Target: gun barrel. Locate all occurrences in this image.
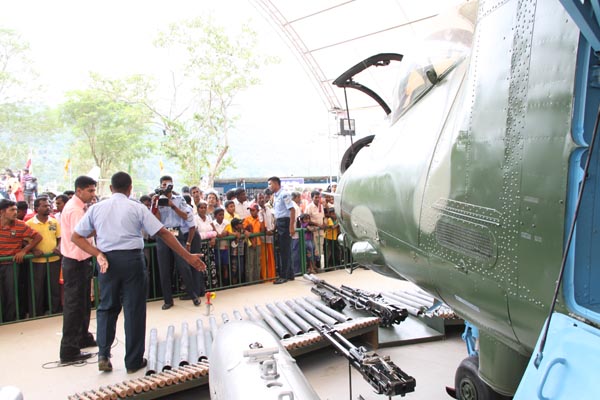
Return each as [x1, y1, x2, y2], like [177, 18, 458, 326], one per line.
[179, 322, 189, 367]
[255, 305, 293, 339]
[163, 325, 175, 371]
[195, 319, 208, 362]
[285, 300, 328, 330]
[147, 328, 158, 375]
[266, 303, 304, 336]
[382, 292, 423, 316]
[304, 297, 351, 323]
[276, 302, 315, 333]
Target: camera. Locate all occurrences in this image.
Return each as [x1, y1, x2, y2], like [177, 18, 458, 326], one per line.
[154, 184, 173, 207]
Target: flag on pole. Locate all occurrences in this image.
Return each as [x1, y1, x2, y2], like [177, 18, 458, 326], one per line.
[64, 158, 70, 173]
[159, 159, 164, 172]
[25, 150, 32, 173]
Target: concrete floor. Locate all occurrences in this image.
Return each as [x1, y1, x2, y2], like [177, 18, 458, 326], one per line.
[0, 268, 466, 399]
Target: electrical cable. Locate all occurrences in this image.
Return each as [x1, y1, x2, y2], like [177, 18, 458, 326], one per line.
[40, 338, 120, 369]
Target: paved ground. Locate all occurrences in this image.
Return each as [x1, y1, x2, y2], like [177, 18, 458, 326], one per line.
[0, 268, 466, 399]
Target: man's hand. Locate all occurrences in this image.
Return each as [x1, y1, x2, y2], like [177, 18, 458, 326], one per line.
[186, 253, 207, 272]
[14, 250, 28, 263]
[97, 253, 109, 274]
[32, 249, 43, 257]
[289, 226, 295, 236]
[52, 246, 61, 255]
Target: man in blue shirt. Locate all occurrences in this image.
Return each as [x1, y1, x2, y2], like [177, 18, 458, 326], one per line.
[268, 176, 296, 284]
[72, 172, 205, 374]
[152, 175, 203, 310]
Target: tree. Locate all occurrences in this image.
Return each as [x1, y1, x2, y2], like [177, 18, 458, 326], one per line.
[152, 16, 274, 187]
[0, 28, 38, 104]
[60, 77, 157, 194]
[0, 28, 61, 178]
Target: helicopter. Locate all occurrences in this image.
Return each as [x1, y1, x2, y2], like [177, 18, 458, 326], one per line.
[334, 0, 600, 399]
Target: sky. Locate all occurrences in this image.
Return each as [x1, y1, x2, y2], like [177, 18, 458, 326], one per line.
[0, 0, 453, 185]
[0, 0, 351, 182]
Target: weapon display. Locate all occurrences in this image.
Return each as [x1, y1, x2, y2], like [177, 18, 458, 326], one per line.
[304, 310, 416, 397]
[304, 274, 408, 327]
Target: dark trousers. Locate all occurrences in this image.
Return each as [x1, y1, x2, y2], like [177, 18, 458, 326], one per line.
[30, 260, 61, 317]
[189, 231, 206, 296]
[276, 218, 293, 279]
[0, 262, 17, 322]
[292, 238, 301, 275]
[97, 249, 147, 369]
[325, 239, 341, 268]
[143, 240, 161, 299]
[156, 232, 199, 305]
[17, 262, 29, 318]
[60, 257, 93, 359]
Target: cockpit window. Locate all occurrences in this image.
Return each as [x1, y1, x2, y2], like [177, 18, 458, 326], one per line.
[389, 28, 473, 125]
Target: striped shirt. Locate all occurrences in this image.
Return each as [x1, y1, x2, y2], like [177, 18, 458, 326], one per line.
[0, 219, 38, 257]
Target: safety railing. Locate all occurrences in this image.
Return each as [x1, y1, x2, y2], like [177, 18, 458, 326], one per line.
[0, 227, 355, 325]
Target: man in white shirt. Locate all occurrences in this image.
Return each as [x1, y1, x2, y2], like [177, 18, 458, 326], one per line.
[233, 188, 249, 219]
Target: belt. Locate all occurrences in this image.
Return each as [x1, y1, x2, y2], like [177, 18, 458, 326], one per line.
[104, 249, 143, 253]
[165, 226, 181, 229]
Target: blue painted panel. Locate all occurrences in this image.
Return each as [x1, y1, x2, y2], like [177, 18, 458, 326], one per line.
[514, 313, 600, 400]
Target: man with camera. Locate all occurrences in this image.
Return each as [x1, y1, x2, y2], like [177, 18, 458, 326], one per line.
[152, 176, 203, 310]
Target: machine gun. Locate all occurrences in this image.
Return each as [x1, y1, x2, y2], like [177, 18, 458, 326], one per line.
[310, 286, 346, 311]
[324, 326, 416, 397]
[288, 299, 416, 397]
[304, 274, 408, 327]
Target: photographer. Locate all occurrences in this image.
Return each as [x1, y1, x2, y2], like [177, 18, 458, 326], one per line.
[152, 176, 203, 310]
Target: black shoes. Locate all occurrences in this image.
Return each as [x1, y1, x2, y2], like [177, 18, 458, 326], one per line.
[127, 358, 148, 374]
[98, 356, 113, 372]
[192, 298, 201, 306]
[80, 336, 97, 348]
[273, 278, 288, 285]
[162, 303, 173, 310]
[60, 352, 93, 364]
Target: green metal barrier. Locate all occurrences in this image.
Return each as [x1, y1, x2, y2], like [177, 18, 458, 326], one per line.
[0, 228, 354, 326]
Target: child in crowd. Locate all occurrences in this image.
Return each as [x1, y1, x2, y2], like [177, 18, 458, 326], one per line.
[213, 207, 231, 286]
[324, 208, 341, 268]
[298, 213, 318, 274]
[243, 203, 264, 283]
[223, 200, 239, 223]
[226, 218, 248, 285]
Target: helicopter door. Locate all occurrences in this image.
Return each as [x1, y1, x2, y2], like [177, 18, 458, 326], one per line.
[513, 312, 600, 400]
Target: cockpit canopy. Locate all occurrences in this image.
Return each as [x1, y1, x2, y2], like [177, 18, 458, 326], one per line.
[389, 28, 473, 125]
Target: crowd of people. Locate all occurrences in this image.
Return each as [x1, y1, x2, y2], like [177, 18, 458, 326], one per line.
[0, 170, 342, 372]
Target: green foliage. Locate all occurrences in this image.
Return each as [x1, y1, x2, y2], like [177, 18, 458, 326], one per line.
[0, 29, 62, 185]
[0, 28, 39, 103]
[60, 77, 158, 194]
[153, 16, 273, 186]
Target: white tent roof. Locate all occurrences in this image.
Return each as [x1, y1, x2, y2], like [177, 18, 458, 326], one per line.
[250, 0, 458, 124]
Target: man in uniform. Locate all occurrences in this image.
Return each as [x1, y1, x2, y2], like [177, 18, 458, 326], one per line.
[72, 172, 206, 373]
[267, 177, 295, 284]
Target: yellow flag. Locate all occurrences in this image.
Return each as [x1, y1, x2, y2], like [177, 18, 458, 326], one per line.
[159, 159, 164, 172]
[64, 158, 70, 173]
